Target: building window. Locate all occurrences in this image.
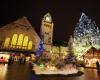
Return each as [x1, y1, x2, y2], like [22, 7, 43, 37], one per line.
[11, 34, 18, 48]
[28, 41, 33, 50]
[3, 34, 33, 50]
[17, 34, 23, 48]
[22, 36, 28, 49]
[4, 37, 10, 48]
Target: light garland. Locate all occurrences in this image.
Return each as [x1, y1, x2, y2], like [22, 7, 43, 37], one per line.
[72, 13, 100, 60]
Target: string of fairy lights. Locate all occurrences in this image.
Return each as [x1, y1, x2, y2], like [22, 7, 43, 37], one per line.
[72, 13, 100, 60]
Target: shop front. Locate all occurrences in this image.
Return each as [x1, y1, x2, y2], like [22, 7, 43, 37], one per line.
[84, 47, 100, 68]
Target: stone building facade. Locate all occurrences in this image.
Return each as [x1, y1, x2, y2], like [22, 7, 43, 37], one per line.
[0, 17, 40, 52]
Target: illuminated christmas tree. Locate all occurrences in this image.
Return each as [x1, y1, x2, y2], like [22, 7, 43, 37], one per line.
[65, 36, 76, 64]
[36, 35, 44, 57]
[72, 13, 100, 60]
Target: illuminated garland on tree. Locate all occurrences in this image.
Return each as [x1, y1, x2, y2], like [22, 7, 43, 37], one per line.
[36, 35, 44, 57]
[64, 36, 76, 64]
[72, 12, 100, 60]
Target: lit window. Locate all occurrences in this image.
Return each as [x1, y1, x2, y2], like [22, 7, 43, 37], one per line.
[4, 37, 10, 48]
[17, 34, 23, 47]
[28, 41, 33, 50]
[11, 34, 18, 47]
[22, 36, 28, 49]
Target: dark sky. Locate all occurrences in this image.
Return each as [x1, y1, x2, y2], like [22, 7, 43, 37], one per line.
[0, 0, 99, 42]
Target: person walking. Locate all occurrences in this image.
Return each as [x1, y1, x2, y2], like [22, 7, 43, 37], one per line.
[23, 57, 26, 64]
[19, 57, 23, 64]
[96, 61, 99, 70]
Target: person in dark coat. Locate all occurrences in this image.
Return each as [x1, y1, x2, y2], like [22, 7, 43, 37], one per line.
[19, 57, 23, 64]
[23, 57, 26, 64]
[96, 61, 100, 70]
[8, 57, 11, 65]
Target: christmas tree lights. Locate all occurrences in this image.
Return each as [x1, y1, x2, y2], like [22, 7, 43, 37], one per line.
[36, 35, 44, 57]
[72, 13, 100, 60]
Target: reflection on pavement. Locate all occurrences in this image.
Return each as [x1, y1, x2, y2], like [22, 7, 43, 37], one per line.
[0, 64, 8, 80]
[0, 62, 34, 80]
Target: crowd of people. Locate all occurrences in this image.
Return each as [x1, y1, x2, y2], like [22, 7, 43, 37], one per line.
[8, 56, 26, 65]
[0, 56, 27, 65]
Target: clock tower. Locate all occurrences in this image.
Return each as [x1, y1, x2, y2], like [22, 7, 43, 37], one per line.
[41, 13, 54, 51]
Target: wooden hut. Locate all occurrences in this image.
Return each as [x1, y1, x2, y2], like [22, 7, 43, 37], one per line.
[83, 47, 100, 68]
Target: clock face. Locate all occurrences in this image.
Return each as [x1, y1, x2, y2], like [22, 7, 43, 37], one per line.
[44, 13, 52, 23]
[45, 16, 52, 22]
[46, 17, 50, 22]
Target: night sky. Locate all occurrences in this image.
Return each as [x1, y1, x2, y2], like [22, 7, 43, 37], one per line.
[0, 0, 99, 42]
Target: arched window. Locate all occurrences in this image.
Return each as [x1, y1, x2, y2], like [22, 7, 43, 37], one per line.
[28, 41, 33, 50]
[4, 37, 10, 48]
[22, 36, 28, 49]
[11, 34, 18, 48]
[17, 34, 23, 48]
